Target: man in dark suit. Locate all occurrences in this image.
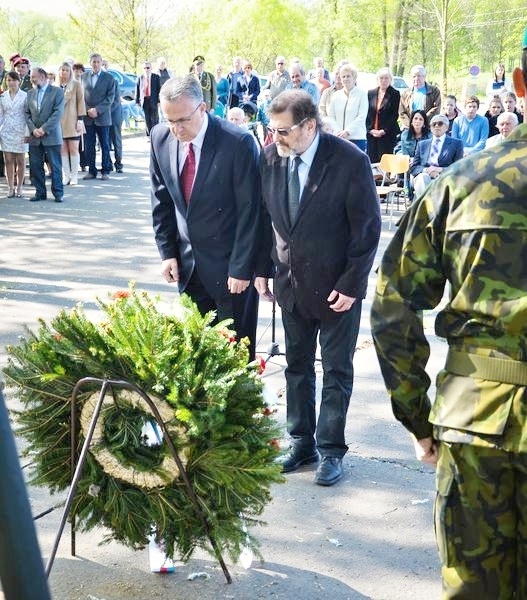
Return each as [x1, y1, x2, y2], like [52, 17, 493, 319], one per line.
[82, 52, 115, 180]
[410, 113, 464, 198]
[25, 67, 65, 202]
[136, 61, 161, 136]
[150, 75, 261, 359]
[255, 89, 381, 486]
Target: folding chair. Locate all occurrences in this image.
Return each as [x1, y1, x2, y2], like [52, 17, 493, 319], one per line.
[374, 153, 411, 229]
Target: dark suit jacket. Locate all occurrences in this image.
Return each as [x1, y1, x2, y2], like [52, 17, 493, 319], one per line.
[236, 75, 260, 104]
[410, 135, 464, 176]
[256, 133, 381, 319]
[82, 70, 115, 127]
[150, 114, 260, 300]
[366, 85, 400, 138]
[25, 84, 64, 146]
[135, 73, 161, 106]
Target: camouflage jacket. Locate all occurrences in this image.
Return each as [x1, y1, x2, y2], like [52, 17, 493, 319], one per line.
[371, 125, 527, 449]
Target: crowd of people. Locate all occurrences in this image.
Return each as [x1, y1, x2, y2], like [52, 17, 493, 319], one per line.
[203, 54, 525, 203]
[0, 52, 174, 201]
[1, 41, 526, 599]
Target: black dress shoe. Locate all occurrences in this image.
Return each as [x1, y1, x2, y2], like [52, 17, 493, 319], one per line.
[54, 197, 63, 203]
[278, 447, 319, 473]
[83, 173, 96, 180]
[314, 456, 343, 486]
[30, 195, 47, 202]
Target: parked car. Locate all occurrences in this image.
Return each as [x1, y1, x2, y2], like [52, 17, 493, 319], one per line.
[83, 67, 138, 100]
[356, 71, 409, 92]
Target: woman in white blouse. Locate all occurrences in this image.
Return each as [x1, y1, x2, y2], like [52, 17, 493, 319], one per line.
[0, 71, 28, 197]
[328, 63, 368, 151]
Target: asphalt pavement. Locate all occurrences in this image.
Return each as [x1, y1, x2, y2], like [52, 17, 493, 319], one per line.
[0, 133, 446, 599]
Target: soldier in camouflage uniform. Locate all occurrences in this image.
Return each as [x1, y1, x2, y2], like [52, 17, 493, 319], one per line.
[370, 36, 527, 598]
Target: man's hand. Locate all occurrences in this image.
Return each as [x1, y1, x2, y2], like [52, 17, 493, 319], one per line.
[413, 436, 438, 466]
[254, 277, 274, 302]
[161, 258, 179, 283]
[327, 290, 356, 312]
[227, 277, 249, 294]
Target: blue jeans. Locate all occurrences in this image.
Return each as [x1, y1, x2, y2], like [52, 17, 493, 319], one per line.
[350, 139, 367, 152]
[29, 143, 63, 199]
[84, 124, 112, 176]
[281, 301, 362, 456]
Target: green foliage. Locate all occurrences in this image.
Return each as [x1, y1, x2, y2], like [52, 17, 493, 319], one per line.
[3, 284, 283, 563]
[3, 0, 526, 92]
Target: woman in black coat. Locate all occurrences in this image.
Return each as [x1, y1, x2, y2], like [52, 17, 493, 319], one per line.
[366, 67, 401, 163]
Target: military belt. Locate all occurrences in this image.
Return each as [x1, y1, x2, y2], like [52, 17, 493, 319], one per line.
[445, 349, 527, 386]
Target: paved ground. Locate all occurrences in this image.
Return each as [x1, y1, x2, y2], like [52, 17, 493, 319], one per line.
[0, 134, 445, 599]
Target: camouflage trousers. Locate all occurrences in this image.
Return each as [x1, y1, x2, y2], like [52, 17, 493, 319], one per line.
[435, 442, 527, 599]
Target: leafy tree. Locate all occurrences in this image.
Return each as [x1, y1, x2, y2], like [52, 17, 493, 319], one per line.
[69, 0, 172, 72]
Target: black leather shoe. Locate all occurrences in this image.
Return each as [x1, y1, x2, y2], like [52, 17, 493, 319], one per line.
[83, 173, 96, 180]
[278, 447, 319, 473]
[30, 195, 47, 202]
[54, 197, 63, 203]
[314, 456, 343, 486]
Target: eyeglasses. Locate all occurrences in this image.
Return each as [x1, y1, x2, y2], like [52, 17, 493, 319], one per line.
[267, 117, 308, 137]
[276, 62, 284, 65]
[244, 66, 252, 70]
[144, 66, 151, 69]
[431, 122, 446, 127]
[165, 103, 202, 127]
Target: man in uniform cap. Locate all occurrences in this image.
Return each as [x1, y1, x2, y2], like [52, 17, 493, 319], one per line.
[372, 27, 527, 599]
[15, 57, 31, 91]
[191, 56, 216, 112]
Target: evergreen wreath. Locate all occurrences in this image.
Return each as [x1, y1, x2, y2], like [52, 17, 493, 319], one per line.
[3, 284, 283, 564]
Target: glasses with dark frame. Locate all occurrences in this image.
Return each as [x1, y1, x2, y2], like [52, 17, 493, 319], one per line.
[431, 122, 447, 127]
[267, 117, 308, 137]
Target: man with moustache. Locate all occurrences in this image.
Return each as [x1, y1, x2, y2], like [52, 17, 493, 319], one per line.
[255, 89, 381, 486]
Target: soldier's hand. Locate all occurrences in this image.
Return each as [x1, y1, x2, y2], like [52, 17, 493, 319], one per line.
[413, 436, 438, 466]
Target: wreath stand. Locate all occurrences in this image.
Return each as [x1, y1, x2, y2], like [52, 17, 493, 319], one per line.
[45, 376, 232, 584]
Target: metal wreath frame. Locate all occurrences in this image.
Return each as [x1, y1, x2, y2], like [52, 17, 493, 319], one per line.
[45, 377, 232, 584]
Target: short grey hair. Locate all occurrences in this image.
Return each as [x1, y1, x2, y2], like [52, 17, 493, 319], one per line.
[497, 111, 518, 126]
[411, 65, 426, 77]
[430, 114, 449, 127]
[160, 75, 204, 104]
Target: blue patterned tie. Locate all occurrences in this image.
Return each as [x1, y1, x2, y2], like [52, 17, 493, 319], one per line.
[429, 138, 440, 166]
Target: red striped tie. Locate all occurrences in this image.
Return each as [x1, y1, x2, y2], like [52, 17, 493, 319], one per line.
[181, 142, 195, 204]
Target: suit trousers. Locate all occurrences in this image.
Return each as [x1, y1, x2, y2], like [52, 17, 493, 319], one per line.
[413, 172, 432, 198]
[29, 143, 63, 199]
[85, 124, 112, 176]
[281, 300, 362, 457]
[142, 97, 159, 136]
[183, 269, 259, 360]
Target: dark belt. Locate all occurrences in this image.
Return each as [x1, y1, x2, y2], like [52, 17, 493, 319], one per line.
[445, 349, 527, 386]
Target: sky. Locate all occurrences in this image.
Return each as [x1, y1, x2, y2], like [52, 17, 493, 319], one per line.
[1, 0, 79, 16]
